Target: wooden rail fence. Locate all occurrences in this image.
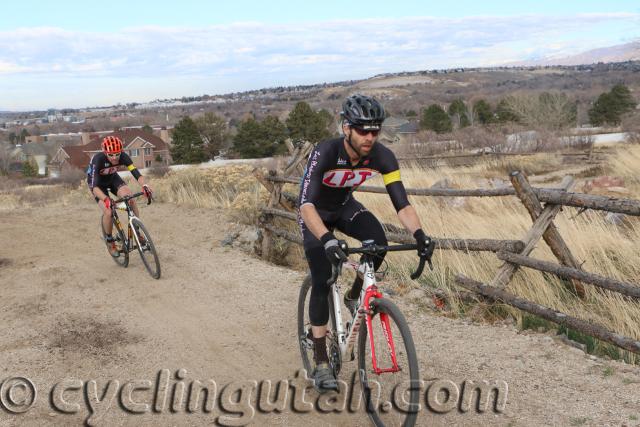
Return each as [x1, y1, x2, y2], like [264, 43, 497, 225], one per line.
[254, 140, 640, 356]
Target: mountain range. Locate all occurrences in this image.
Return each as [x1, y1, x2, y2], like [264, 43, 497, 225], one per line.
[509, 40, 640, 67]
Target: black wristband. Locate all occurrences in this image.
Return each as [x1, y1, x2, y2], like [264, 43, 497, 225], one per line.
[320, 232, 336, 245]
[413, 229, 426, 240]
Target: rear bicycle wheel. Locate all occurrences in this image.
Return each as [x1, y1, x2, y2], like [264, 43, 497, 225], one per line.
[131, 217, 161, 279]
[357, 298, 420, 427]
[297, 275, 340, 378]
[101, 214, 128, 267]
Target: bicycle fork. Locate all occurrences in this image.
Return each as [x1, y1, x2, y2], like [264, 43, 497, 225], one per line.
[336, 263, 402, 375]
[366, 300, 400, 374]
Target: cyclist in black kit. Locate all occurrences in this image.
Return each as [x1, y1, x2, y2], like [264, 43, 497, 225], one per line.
[298, 94, 434, 392]
[87, 136, 153, 256]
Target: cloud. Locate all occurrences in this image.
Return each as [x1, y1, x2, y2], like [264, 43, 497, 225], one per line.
[1, 13, 639, 108]
[2, 14, 639, 78]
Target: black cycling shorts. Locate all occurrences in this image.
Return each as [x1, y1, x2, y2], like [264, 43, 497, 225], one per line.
[92, 174, 127, 203]
[300, 198, 388, 326]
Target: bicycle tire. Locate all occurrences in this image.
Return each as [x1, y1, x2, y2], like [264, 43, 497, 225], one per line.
[357, 298, 420, 427]
[101, 215, 129, 267]
[297, 275, 340, 378]
[131, 218, 161, 279]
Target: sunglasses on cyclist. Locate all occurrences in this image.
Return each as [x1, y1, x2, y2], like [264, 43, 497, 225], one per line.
[106, 153, 121, 158]
[351, 126, 380, 137]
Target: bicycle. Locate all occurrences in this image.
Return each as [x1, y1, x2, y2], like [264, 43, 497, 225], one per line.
[100, 191, 161, 279]
[298, 239, 432, 427]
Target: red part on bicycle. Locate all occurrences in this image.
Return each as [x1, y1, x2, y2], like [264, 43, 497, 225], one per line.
[364, 288, 402, 375]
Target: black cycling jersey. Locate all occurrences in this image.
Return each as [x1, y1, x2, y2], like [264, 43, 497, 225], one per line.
[298, 137, 410, 213]
[86, 152, 141, 190]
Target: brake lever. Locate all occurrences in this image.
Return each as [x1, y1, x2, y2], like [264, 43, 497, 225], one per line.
[410, 256, 426, 280]
[327, 261, 343, 286]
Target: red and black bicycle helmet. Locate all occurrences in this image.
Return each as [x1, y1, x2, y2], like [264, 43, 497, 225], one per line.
[102, 136, 123, 154]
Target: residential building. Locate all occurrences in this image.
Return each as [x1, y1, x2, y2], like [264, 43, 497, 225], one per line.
[48, 129, 172, 177]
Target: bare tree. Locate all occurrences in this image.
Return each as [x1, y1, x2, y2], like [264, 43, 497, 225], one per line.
[502, 92, 577, 130]
[0, 143, 13, 174]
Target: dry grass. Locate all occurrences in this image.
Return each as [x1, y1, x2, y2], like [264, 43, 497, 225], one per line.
[349, 146, 640, 363]
[0, 175, 88, 210]
[150, 165, 269, 224]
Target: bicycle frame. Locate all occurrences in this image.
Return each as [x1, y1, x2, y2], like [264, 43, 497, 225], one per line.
[111, 192, 145, 251]
[331, 256, 401, 375]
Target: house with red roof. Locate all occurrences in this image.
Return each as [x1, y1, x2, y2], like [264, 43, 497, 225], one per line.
[48, 130, 172, 177]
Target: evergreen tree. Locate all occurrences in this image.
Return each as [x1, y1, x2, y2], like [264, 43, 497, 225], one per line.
[473, 99, 494, 124]
[611, 84, 636, 111]
[261, 116, 288, 155]
[170, 116, 207, 164]
[589, 84, 636, 126]
[22, 159, 38, 177]
[317, 109, 336, 138]
[495, 98, 519, 123]
[233, 116, 288, 158]
[233, 118, 263, 158]
[285, 102, 332, 143]
[421, 104, 453, 133]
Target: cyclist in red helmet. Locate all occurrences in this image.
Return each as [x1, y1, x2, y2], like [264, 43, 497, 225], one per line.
[87, 135, 153, 256]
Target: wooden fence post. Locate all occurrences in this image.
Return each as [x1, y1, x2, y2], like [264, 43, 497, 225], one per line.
[490, 175, 574, 289]
[510, 171, 586, 298]
[282, 140, 313, 177]
[253, 141, 311, 261]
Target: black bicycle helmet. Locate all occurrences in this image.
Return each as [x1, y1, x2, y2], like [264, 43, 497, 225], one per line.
[341, 94, 386, 130]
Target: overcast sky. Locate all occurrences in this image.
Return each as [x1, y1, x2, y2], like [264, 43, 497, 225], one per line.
[1, 0, 639, 111]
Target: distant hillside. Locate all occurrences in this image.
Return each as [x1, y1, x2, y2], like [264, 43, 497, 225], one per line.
[509, 41, 640, 67]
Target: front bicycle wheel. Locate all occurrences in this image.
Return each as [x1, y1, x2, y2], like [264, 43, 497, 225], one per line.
[101, 215, 129, 267]
[358, 298, 420, 427]
[131, 218, 161, 279]
[297, 275, 340, 378]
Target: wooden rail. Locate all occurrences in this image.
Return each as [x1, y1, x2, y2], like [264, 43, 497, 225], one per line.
[496, 251, 640, 299]
[267, 174, 640, 215]
[261, 207, 525, 253]
[267, 175, 516, 197]
[455, 275, 640, 355]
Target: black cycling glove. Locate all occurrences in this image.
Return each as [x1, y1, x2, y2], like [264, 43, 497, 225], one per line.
[413, 229, 435, 259]
[320, 232, 348, 266]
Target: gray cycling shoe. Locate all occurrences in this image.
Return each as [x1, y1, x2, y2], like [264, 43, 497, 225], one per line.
[312, 362, 338, 393]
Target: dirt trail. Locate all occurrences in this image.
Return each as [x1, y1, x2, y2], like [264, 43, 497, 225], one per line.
[0, 202, 639, 426]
